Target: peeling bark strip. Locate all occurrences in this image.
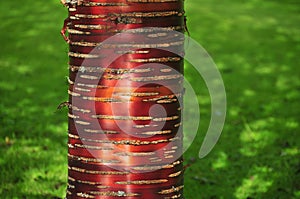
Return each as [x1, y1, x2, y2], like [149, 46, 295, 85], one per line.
[62, 0, 185, 198]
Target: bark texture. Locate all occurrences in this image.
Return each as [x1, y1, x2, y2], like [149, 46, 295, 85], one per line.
[62, 0, 185, 198]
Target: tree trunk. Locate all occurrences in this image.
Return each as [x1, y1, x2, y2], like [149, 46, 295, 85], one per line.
[61, 0, 185, 198]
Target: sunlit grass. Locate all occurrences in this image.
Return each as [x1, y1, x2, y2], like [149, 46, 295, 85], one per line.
[235, 166, 274, 198]
[184, 0, 300, 198]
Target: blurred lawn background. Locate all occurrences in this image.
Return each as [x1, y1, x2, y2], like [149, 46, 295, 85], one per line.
[0, 0, 299, 198]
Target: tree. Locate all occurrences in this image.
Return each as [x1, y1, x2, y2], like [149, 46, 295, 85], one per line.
[61, 0, 185, 198]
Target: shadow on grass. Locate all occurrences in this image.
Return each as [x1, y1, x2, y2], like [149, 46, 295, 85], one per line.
[0, 0, 68, 198]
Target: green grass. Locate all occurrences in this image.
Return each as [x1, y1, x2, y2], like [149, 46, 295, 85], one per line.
[0, 0, 299, 198]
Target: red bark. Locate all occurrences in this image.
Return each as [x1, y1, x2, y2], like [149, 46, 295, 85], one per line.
[62, 0, 185, 198]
